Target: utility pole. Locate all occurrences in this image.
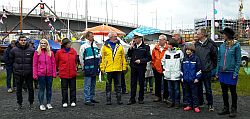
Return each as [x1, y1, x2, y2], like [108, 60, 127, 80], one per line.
[106, 0, 108, 25]
[85, 0, 88, 29]
[155, 8, 157, 28]
[54, 0, 55, 12]
[20, 0, 23, 33]
[136, 0, 138, 27]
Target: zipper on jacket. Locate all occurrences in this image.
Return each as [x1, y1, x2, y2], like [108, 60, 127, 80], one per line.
[45, 50, 47, 76]
[223, 48, 228, 71]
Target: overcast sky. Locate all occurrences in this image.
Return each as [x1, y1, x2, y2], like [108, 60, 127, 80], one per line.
[1, 0, 250, 30]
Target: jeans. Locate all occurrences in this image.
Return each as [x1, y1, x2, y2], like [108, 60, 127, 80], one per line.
[181, 82, 188, 105]
[168, 80, 180, 104]
[198, 71, 213, 105]
[38, 76, 53, 105]
[106, 72, 122, 102]
[61, 77, 76, 104]
[220, 82, 237, 109]
[15, 74, 34, 105]
[184, 81, 199, 108]
[6, 65, 16, 89]
[84, 76, 96, 102]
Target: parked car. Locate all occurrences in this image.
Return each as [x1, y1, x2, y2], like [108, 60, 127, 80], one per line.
[214, 41, 249, 67]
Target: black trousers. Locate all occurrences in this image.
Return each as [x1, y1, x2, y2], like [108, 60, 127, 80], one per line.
[61, 77, 76, 104]
[15, 74, 34, 105]
[153, 69, 168, 99]
[130, 67, 145, 101]
[106, 72, 122, 101]
[220, 82, 237, 109]
[121, 72, 127, 93]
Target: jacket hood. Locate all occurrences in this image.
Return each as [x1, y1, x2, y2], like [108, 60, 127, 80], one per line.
[104, 39, 121, 47]
[16, 42, 29, 49]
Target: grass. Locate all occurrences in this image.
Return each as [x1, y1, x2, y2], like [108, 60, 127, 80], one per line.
[0, 65, 250, 96]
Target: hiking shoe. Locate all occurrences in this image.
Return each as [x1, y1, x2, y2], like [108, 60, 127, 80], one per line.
[184, 106, 192, 111]
[40, 105, 46, 111]
[15, 104, 23, 111]
[91, 100, 99, 103]
[167, 102, 174, 108]
[62, 103, 68, 108]
[194, 107, 201, 113]
[85, 102, 94, 106]
[7, 88, 13, 93]
[218, 107, 230, 115]
[106, 101, 112, 105]
[209, 105, 214, 111]
[127, 100, 136, 105]
[46, 104, 53, 109]
[153, 97, 161, 102]
[229, 108, 237, 118]
[138, 100, 144, 104]
[71, 102, 76, 107]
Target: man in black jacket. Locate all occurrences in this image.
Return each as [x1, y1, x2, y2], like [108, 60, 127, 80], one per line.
[9, 35, 35, 110]
[127, 33, 151, 105]
[195, 28, 218, 111]
[3, 40, 16, 93]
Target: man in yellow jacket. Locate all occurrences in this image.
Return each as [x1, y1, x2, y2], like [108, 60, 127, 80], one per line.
[100, 32, 127, 105]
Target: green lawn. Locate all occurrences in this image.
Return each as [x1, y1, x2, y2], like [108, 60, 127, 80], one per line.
[0, 66, 249, 96]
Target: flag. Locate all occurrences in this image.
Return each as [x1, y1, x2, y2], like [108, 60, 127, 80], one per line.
[245, 25, 249, 33]
[2, 12, 7, 18]
[0, 18, 3, 24]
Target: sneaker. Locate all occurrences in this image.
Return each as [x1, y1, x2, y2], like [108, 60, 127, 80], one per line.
[184, 106, 192, 111]
[7, 88, 13, 93]
[229, 108, 237, 118]
[46, 104, 53, 109]
[91, 100, 99, 103]
[62, 103, 68, 108]
[40, 105, 46, 111]
[194, 107, 201, 113]
[71, 102, 76, 107]
[209, 105, 214, 111]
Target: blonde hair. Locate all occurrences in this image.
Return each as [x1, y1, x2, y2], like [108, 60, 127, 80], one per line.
[37, 39, 52, 57]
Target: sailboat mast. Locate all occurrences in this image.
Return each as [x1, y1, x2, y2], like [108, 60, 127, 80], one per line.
[211, 0, 215, 40]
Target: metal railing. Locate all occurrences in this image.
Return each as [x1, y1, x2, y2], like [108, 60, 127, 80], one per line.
[1, 5, 138, 28]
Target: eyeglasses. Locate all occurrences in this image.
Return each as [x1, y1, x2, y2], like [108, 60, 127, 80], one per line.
[40, 43, 47, 45]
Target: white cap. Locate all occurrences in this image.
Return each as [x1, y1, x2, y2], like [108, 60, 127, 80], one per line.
[133, 32, 143, 37]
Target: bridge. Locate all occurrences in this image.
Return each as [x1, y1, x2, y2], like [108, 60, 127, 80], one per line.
[0, 5, 138, 34]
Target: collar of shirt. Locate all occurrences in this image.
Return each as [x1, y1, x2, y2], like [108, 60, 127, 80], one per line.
[136, 42, 142, 48]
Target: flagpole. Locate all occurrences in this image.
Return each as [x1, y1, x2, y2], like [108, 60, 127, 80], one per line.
[20, 0, 23, 34]
[211, 0, 215, 41]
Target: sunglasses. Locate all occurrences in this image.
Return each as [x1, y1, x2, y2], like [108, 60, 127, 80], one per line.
[40, 43, 47, 45]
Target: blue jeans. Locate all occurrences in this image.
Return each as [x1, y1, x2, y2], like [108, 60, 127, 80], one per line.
[198, 71, 213, 105]
[6, 65, 15, 89]
[168, 80, 180, 104]
[84, 76, 96, 102]
[184, 81, 199, 108]
[38, 76, 53, 105]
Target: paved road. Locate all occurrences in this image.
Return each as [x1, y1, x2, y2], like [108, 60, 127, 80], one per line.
[0, 88, 250, 119]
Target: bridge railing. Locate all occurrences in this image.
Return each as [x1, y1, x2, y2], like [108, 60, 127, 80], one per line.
[2, 5, 137, 28]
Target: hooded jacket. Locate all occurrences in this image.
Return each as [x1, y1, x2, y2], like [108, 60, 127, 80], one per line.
[3, 44, 14, 66]
[162, 47, 184, 80]
[216, 40, 241, 77]
[182, 53, 202, 82]
[55, 48, 77, 79]
[33, 50, 57, 79]
[151, 43, 169, 73]
[9, 42, 34, 76]
[100, 39, 127, 72]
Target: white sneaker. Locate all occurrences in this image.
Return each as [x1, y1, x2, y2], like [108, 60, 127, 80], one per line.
[71, 102, 76, 107]
[7, 88, 13, 93]
[62, 103, 68, 108]
[39, 105, 46, 111]
[46, 104, 53, 109]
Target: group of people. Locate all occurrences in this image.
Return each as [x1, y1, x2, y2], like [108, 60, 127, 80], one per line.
[3, 27, 241, 118]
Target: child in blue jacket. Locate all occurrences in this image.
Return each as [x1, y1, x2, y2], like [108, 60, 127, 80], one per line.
[182, 43, 202, 113]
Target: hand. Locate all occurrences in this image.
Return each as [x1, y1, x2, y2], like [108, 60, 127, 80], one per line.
[181, 78, 183, 82]
[233, 76, 237, 80]
[135, 59, 140, 64]
[194, 79, 199, 83]
[130, 40, 135, 48]
[215, 75, 218, 79]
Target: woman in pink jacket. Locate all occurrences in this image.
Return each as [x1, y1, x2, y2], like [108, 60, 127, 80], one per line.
[33, 39, 56, 111]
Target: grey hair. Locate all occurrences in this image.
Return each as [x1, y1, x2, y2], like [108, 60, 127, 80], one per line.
[108, 32, 117, 38]
[159, 35, 167, 40]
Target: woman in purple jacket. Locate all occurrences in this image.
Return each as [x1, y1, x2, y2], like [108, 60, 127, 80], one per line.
[33, 39, 56, 111]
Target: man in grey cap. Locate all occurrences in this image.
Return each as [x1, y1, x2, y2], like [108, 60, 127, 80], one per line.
[127, 32, 151, 105]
